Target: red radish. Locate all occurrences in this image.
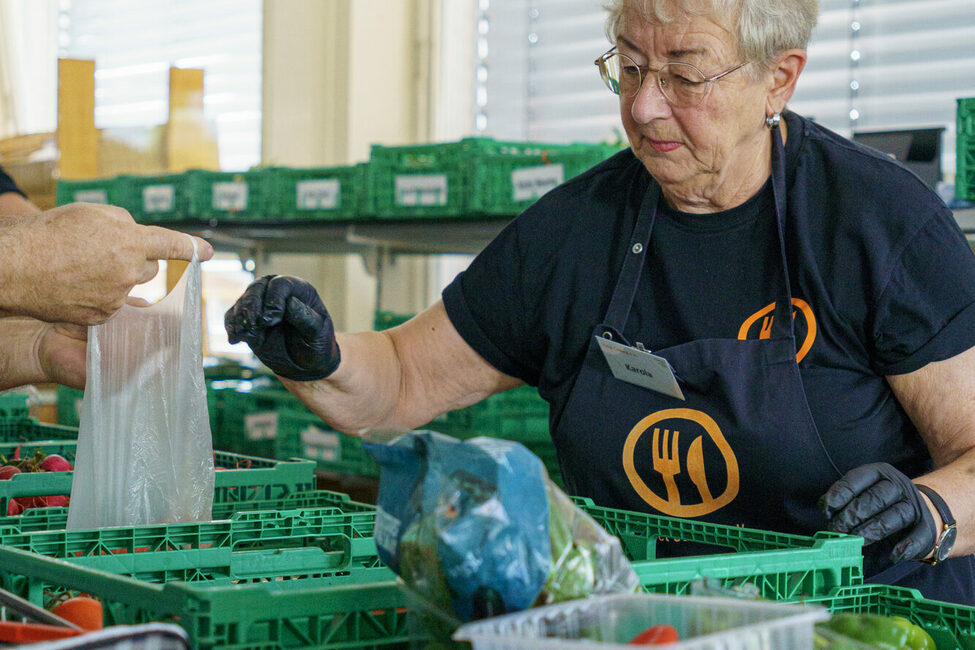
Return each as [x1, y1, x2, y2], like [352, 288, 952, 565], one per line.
[13, 443, 21, 460]
[39, 454, 73, 472]
[0, 465, 20, 480]
[6, 498, 23, 516]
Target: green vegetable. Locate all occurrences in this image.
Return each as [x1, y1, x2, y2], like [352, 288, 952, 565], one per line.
[817, 613, 936, 650]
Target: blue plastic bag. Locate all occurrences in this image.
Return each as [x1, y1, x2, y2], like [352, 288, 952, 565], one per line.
[364, 430, 639, 622]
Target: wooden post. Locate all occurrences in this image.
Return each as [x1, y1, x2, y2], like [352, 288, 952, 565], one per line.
[57, 59, 98, 180]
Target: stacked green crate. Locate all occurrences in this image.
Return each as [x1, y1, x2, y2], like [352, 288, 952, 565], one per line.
[214, 387, 305, 459]
[0, 393, 29, 419]
[369, 141, 466, 218]
[373, 310, 413, 330]
[123, 172, 189, 223]
[184, 168, 267, 221]
[56, 385, 84, 427]
[369, 137, 619, 219]
[957, 97, 975, 201]
[264, 165, 360, 220]
[55, 176, 129, 207]
[274, 409, 379, 478]
[355, 161, 375, 217]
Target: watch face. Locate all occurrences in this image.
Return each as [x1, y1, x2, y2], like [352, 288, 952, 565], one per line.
[938, 526, 958, 562]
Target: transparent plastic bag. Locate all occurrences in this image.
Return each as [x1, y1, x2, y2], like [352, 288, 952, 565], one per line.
[67, 240, 214, 529]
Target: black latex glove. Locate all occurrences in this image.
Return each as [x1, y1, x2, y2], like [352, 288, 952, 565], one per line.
[820, 462, 936, 565]
[224, 275, 341, 381]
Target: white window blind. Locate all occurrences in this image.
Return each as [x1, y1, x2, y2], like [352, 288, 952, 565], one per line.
[58, 0, 262, 171]
[475, 0, 618, 144]
[789, 0, 975, 181]
[478, 0, 975, 181]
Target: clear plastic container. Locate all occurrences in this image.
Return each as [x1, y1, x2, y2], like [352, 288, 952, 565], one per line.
[453, 593, 828, 650]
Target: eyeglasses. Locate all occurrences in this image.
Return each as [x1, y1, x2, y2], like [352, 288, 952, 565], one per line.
[595, 47, 747, 108]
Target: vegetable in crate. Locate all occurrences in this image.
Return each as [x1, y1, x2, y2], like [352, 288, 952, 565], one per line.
[364, 430, 640, 622]
[816, 613, 935, 650]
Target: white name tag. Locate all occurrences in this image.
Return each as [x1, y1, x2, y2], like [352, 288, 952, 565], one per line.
[143, 184, 175, 213]
[212, 181, 248, 210]
[511, 164, 564, 201]
[297, 179, 340, 209]
[395, 174, 447, 206]
[595, 336, 685, 400]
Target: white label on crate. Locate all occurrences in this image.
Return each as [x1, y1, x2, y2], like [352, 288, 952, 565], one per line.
[245, 411, 278, 440]
[296, 179, 340, 209]
[143, 184, 175, 213]
[212, 181, 248, 210]
[395, 174, 448, 206]
[301, 426, 341, 462]
[74, 189, 108, 204]
[374, 505, 401, 554]
[511, 164, 564, 201]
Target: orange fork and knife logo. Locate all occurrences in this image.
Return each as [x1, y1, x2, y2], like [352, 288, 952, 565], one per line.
[621, 299, 816, 517]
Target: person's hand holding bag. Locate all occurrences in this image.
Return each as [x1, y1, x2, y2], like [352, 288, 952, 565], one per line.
[820, 462, 936, 567]
[225, 275, 341, 381]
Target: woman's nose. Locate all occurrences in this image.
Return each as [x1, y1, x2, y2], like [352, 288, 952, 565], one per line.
[629, 76, 672, 123]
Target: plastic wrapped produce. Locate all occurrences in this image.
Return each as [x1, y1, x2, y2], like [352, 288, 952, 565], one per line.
[363, 430, 640, 622]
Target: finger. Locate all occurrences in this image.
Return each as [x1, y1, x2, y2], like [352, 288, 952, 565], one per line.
[891, 520, 936, 563]
[821, 464, 885, 515]
[126, 296, 152, 308]
[142, 225, 214, 262]
[226, 276, 272, 336]
[284, 295, 325, 341]
[829, 478, 904, 533]
[136, 260, 160, 285]
[851, 500, 916, 543]
[262, 276, 297, 326]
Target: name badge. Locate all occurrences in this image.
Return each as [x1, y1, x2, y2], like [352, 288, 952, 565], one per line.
[595, 336, 685, 400]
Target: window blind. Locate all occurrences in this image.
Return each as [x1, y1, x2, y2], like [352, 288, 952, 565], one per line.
[478, 0, 975, 180]
[58, 0, 262, 171]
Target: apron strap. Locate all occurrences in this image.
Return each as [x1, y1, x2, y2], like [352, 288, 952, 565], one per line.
[601, 182, 660, 339]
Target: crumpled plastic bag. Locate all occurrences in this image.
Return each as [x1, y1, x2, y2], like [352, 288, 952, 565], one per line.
[67, 239, 214, 529]
[363, 430, 640, 622]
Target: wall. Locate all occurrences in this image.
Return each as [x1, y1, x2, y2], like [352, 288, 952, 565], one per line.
[261, 0, 474, 331]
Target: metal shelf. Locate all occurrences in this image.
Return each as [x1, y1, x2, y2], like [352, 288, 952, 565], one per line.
[161, 217, 513, 258]
[161, 208, 975, 260]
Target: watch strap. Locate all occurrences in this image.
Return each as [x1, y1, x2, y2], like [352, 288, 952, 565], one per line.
[916, 483, 955, 527]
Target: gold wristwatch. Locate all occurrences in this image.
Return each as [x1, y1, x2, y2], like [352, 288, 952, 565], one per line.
[916, 483, 956, 565]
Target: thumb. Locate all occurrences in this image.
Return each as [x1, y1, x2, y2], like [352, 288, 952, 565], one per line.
[891, 520, 935, 562]
[284, 296, 325, 341]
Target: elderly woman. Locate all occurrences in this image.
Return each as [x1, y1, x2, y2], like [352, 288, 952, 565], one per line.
[227, 0, 975, 603]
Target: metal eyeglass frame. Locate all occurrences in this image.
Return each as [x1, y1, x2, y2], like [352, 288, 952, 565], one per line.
[594, 46, 747, 108]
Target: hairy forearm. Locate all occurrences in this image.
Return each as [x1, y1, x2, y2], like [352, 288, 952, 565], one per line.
[281, 330, 414, 435]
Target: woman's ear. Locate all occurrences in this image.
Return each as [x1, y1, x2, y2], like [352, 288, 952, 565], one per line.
[767, 49, 807, 116]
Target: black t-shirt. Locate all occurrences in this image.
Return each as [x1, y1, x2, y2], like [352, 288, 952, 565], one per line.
[443, 110, 975, 471]
[0, 164, 26, 198]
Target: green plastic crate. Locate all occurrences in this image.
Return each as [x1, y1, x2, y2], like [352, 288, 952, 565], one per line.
[0, 393, 29, 419]
[264, 165, 360, 220]
[803, 583, 975, 649]
[213, 388, 306, 458]
[355, 161, 376, 217]
[123, 172, 189, 223]
[576, 497, 864, 601]
[275, 409, 380, 478]
[0, 550, 411, 650]
[0, 488, 376, 533]
[957, 97, 975, 202]
[369, 141, 468, 218]
[55, 176, 129, 206]
[0, 441, 316, 515]
[184, 169, 267, 221]
[55, 385, 84, 427]
[0, 415, 79, 444]
[373, 310, 414, 331]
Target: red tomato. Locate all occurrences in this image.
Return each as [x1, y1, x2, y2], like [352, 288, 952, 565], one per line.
[629, 624, 680, 645]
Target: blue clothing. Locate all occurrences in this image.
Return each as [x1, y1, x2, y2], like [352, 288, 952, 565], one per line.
[443, 110, 975, 603]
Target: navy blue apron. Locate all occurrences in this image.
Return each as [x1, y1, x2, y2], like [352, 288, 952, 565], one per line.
[552, 125, 974, 601]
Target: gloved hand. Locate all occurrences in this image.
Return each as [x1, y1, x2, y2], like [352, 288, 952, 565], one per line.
[224, 275, 341, 381]
[820, 463, 936, 566]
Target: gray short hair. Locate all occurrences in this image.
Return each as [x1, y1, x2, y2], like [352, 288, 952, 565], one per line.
[604, 0, 818, 68]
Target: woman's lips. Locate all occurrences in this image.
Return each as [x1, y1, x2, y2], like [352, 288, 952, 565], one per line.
[647, 138, 682, 153]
